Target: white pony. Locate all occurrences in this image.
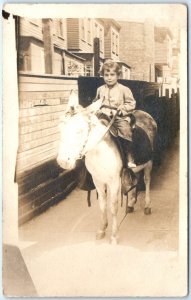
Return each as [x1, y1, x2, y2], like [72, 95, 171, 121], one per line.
[57, 92, 157, 244]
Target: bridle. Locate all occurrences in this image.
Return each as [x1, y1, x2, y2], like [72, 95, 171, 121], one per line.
[77, 105, 119, 159]
[60, 104, 131, 162]
[77, 113, 92, 159]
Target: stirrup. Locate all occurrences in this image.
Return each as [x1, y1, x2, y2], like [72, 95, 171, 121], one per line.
[128, 162, 137, 168]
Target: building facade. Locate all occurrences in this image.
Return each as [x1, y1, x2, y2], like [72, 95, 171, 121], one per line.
[66, 18, 105, 76]
[155, 27, 173, 83]
[18, 17, 130, 78]
[118, 19, 155, 82]
[155, 26, 180, 95]
[18, 18, 45, 73]
[119, 20, 179, 93]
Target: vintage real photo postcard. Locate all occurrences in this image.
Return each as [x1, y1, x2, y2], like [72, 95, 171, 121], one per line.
[3, 3, 188, 297]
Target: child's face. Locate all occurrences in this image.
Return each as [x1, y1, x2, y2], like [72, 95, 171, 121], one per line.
[103, 68, 119, 87]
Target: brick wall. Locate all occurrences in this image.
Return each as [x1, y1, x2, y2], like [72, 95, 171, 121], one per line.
[119, 20, 155, 82]
[143, 19, 155, 82]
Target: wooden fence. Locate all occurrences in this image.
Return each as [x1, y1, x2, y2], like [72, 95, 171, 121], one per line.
[78, 77, 160, 107]
[17, 73, 79, 225]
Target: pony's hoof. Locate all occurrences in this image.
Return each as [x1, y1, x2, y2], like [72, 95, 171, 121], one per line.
[96, 231, 105, 240]
[127, 206, 134, 213]
[144, 207, 151, 215]
[110, 236, 118, 245]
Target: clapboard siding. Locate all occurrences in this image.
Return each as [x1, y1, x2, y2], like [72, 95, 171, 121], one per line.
[19, 104, 66, 117]
[20, 18, 43, 41]
[19, 95, 68, 109]
[19, 125, 58, 144]
[17, 74, 78, 173]
[53, 19, 67, 49]
[17, 140, 58, 159]
[19, 83, 77, 92]
[19, 134, 59, 154]
[17, 74, 79, 225]
[17, 148, 58, 173]
[79, 38, 93, 52]
[19, 75, 77, 85]
[104, 27, 111, 58]
[19, 119, 59, 134]
[19, 90, 71, 101]
[67, 19, 80, 50]
[155, 41, 168, 64]
[19, 111, 62, 126]
[78, 19, 93, 52]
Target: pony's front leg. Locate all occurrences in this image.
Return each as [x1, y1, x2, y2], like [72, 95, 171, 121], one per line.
[109, 181, 120, 244]
[144, 160, 152, 215]
[95, 183, 108, 240]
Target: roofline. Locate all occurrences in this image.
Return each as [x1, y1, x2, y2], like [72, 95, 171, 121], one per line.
[155, 26, 173, 39]
[101, 18, 121, 30]
[110, 19, 121, 30]
[117, 61, 131, 69]
[54, 45, 86, 61]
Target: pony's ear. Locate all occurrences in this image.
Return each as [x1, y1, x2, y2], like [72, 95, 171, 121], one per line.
[65, 90, 89, 116]
[66, 90, 79, 111]
[85, 99, 102, 114]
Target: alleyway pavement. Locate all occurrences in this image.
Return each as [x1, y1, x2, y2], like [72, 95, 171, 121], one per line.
[18, 136, 187, 297]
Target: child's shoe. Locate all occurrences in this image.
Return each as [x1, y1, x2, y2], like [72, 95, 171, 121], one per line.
[128, 161, 137, 168]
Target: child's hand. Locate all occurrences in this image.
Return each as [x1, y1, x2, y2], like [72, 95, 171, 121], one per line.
[117, 105, 125, 116]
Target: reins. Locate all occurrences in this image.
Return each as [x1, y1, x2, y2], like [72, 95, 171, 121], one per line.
[78, 105, 119, 159]
[118, 184, 138, 229]
[84, 105, 138, 227]
[78, 114, 92, 159]
[98, 105, 119, 136]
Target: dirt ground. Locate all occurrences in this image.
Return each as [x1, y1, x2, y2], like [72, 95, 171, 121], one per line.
[18, 136, 187, 297]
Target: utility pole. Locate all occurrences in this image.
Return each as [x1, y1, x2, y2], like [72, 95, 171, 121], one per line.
[94, 37, 100, 77]
[42, 19, 54, 74]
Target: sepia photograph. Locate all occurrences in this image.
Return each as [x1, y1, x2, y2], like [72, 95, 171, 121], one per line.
[3, 3, 188, 297]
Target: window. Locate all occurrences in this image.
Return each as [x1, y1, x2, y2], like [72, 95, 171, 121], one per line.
[30, 42, 45, 73]
[87, 18, 92, 44]
[116, 35, 119, 56]
[56, 19, 64, 37]
[99, 28, 103, 53]
[94, 22, 104, 53]
[112, 32, 115, 53]
[81, 19, 86, 41]
[111, 29, 119, 56]
[94, 23, 99, 37]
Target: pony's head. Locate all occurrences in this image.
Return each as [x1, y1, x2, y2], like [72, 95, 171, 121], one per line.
[57, 109, 89, 169]
[57, 92, 103, 170]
